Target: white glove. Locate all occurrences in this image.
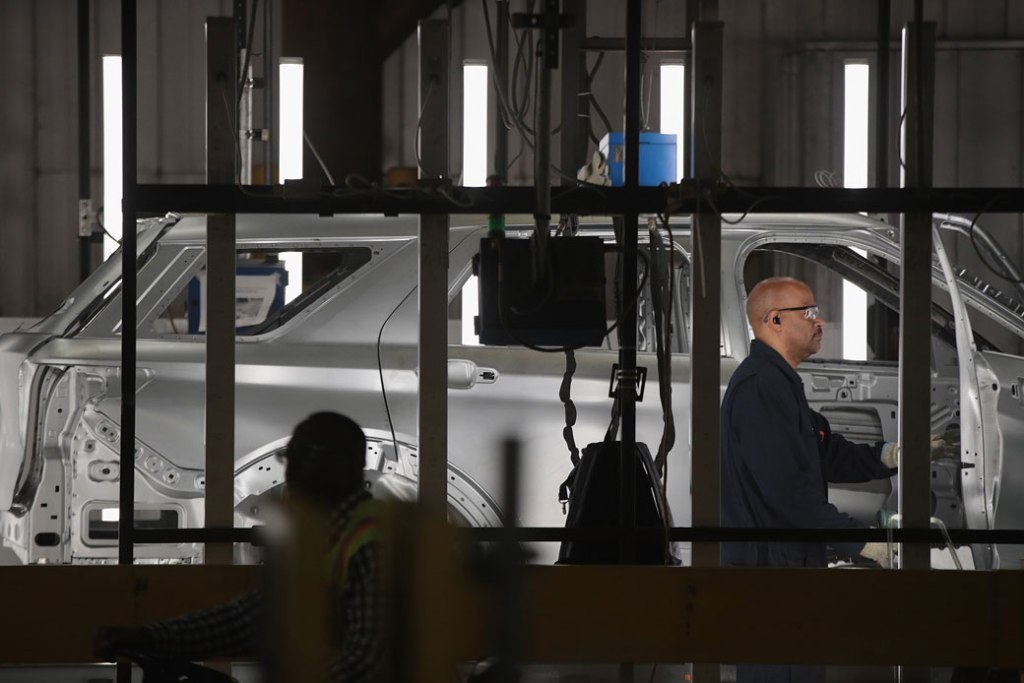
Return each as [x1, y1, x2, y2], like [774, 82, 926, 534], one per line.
[860, 541, 891, 568]
[881, 442, 899, 469]
[880, 433, 958, 469]
[576, 150, 612, 186]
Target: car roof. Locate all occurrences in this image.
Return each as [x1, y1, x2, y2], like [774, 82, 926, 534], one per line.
[158, 211, 893, 244]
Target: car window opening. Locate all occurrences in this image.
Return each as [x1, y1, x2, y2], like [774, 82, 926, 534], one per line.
[153, 246, 372, 337]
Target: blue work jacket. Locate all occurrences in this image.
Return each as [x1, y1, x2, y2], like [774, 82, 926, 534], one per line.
[721, 340, 895, 567]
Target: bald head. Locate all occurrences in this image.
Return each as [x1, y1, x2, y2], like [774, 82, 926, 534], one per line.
[745, 276, 825, 368]
[746, 277, 807, 332]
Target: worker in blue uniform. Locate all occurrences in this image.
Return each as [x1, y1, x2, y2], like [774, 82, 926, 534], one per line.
[721, 277, 898, 683]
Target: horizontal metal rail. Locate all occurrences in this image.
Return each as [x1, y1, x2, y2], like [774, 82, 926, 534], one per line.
[134, 183, 1024, 216]
[127, 525, 1024, 546]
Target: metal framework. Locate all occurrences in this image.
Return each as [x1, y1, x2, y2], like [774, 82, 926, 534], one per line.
[48, 0, 1019, 677]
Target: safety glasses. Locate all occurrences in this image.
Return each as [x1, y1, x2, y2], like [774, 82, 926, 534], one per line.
[776, 304, 820, 321]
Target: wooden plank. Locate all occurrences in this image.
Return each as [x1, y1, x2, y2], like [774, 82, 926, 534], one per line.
[0, 565, 258, 664]
[1, 562, 1023, 668]
[518, 566, 1024, 667]
[402, 540, 1024, 670]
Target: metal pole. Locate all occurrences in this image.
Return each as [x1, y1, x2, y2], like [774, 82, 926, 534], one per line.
[619, 0, 642, 569]
[493, 0, 509, 179]
[898, 31, 935, 683]
[689, 19, 723, 683]
[689, 23, 723, 568]
[874, 0, 890, 188]
[898, 19, 935, 576]
[418, 20, 450, 519]
[204, 18, 238, 566]
[117, 3, 138, 680]
[118, 0, 137, 569]
[77, 0, 92, 282]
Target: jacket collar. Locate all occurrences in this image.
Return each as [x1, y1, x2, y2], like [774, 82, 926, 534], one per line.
[750, 338, 803, 387]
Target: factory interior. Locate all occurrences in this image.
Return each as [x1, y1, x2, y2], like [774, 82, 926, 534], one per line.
[1, 1, 1024, 682]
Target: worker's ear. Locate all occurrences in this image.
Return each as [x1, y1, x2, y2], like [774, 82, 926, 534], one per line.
[772, 314, 781, 325]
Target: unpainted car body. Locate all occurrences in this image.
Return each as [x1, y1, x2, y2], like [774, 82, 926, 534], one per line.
[1, 212, 1021, 567]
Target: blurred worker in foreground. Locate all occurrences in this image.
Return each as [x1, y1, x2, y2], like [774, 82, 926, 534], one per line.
[721, 277, 949, 683]
[94, 411, 384, 683]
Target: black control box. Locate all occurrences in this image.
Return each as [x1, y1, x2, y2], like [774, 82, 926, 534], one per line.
[474, 235, 607, 347]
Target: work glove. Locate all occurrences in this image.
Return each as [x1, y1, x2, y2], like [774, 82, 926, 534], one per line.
[881, 426, 960, 469]
[576, 150, 612, 186]
[859, 541, 891, 569]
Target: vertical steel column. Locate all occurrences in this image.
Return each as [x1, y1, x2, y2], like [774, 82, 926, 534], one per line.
[689, 23, 723, 568]
[618, 0, 642, 567]
[418, 20, 450, 519]
[77, 0, 92, 282]
[117, 5, 138, 681]
[205, 18, 238, 566]
[690, 20, 723, 683]
[559, 0, 587, 186]
[869, 0, 892, 360]
[898, 20, 935, 576]
[874, 0, 890, 188]
[493, 0, 509, 179]
[118, 0, 138, 569]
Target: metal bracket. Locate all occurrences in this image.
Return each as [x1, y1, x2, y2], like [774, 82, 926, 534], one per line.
[608, 363, 647, 401]
[512, 0, 573, 69]
[78, 199, 93, 237]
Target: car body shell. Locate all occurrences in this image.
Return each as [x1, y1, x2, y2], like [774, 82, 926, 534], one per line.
[1, 211, 1022, 567]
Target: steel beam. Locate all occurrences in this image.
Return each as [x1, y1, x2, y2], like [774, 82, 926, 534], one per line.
[129, 183, 1024, 216]
[689, 22, 723, 572]
[417, 20, 450, 519]
[898, 21, 936, 574]
[493, 0, 509, 179]
[204, 18, 238, 567]
[689, 21, 723, 683]
[118, 0, 138, 570]
[874, 0, 890, 188]
[616, 0, 643, 568]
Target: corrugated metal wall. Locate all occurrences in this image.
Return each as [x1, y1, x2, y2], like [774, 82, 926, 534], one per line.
[3, 0, 1024, 324]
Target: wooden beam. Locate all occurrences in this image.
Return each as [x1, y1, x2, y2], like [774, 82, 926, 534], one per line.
[1, 563, 1021, 669]
[0, 566, 258, 664]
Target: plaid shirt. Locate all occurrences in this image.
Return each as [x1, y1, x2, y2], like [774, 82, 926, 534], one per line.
[147, 489, 381, 683]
